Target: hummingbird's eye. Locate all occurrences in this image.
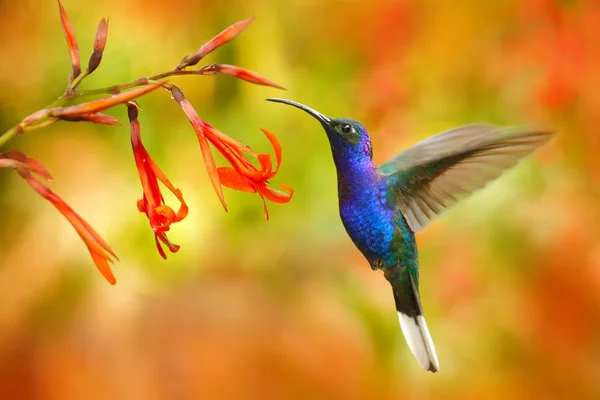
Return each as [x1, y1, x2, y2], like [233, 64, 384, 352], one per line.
[341, 124, 352, 134]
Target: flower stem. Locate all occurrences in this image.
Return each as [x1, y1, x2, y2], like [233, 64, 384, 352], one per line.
[69, 69, 209, 99]
[69, 70, 90, 91]
[0, 66, 214, 149]
[0, 125, 21, 148]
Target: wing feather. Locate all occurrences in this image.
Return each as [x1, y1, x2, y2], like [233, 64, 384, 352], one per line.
[380, 124, 552, 232]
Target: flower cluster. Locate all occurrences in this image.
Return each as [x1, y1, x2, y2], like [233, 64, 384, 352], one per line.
[0, 1, 292, 284]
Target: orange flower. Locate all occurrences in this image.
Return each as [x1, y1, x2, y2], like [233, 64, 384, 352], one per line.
[200, 64, 284, 89]
[88, 17, 109, 74]
[170, 86, 293, 219]
[58, 0, 80, 80]
[127, 104, 188, 258]
[0, 151, 118, 284]
[60, 112, 119, 125]
[216, 128, 293, 219]
[184, 17, 255, 67]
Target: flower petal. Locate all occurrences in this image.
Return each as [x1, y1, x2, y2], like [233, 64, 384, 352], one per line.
[156, 232, 180, 255]
[260, 184, 294, 204]
[213, 64, 284, 89]
[0, 151, 53, 180]
[185, 18, 254, 67]
[217, 167, 256, 193]
[171, 86, 228, 211]
[258, 191, 269, 220]
[200, 120, 256, 157]
[195, 123, 228, 211]
[129, 107, 162, 212]
[257, 153, 273, 175]
[154, 234, 167, 260]
[22, 172, 117, 284]
[90, 251, 117, 286]
[58, 1, 81, 79]
[145, 155, 188, 222]
[261, 128, 282, 173]
[88, 17, 109, 73]
[61, 112, 119, 125]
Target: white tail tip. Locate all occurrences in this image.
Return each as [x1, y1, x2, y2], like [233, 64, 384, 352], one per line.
[398, 312, 440, 372]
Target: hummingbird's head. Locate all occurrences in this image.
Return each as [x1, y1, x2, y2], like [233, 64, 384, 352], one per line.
[266, 98, 373, 160]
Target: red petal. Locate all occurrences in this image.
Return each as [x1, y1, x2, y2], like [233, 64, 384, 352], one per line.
[209, 138, 260, 178]
[129, 117, 162, 210]
[154, 234, 167, 260]
[22, 173, 118, 283]
[261, 128, 282, 173]
[88, 17, 109, 73]
[172, 91, 228, 211]
[156, 232, 180, 253]
[154, 205, 176, 225]
[136, 198, 145, 213]
[260, 184, 294, 204]
[257, 154, 272, 176]
[61, 112, 119, 125]
[58, 1, 81, 79]
[217, 167, 256, 193]
[258, 191, 269, 220]
[196, 125, 228, 211]
[214, 64, 284, 89]
[93, 17, 108, 53]
[0, 151, 53, 181]
[186, 18, 254, 66]
[90, 251, 116, 285]
[146, 156, 188, 222]
[200, 120, 256, 157]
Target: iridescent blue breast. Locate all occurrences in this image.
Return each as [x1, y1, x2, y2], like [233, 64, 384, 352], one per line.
[338, 182, 397, 263]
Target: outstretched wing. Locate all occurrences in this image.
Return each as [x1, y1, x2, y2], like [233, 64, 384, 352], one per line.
[379, 124, 552, 232]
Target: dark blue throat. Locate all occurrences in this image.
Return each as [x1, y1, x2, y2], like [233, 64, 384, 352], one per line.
[326, 131, 375, 200]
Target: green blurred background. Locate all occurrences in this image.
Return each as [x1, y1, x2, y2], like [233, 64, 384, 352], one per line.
[1, 0, 599, 398]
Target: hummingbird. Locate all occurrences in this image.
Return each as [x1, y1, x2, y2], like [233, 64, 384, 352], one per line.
[267, 97, 552, 373]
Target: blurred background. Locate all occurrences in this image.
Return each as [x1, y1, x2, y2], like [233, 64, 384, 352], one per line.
[0, 0, 599, 398]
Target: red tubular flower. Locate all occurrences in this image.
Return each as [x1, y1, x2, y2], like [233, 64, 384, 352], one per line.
[185, 17, 255, 67]
[127, 104, 188, 259]
[60, 112, 119, 125]
[215, 128, 293, 219]
[0, 151, 118, 284]
[58, 0, 80, 80]
[88, 17, 109, 74]
[170, 87, 228, 210]
[200, 64, 284, 89]
[170, 86, 293, 219]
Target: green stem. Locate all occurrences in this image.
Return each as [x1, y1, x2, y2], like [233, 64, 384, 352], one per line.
[23, 118, 59, 132]
[0, 125, 21, 149]
[69, 69, 207, 100]
[69, 70, 90, 91]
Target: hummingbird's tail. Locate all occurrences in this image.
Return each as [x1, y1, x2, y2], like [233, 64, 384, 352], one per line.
[397, 311, 439, 373]
[394, 275, 440, 373]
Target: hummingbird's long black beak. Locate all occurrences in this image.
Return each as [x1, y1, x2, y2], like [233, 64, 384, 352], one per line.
[266, 98, 332, 126]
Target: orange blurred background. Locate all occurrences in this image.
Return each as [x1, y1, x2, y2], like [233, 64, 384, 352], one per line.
[1, 0, 599, 399]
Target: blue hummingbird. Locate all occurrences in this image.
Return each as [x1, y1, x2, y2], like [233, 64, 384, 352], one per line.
[267, 98, 552, 373]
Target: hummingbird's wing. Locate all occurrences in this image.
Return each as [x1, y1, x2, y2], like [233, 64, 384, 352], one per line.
[379, 124, 552, 232]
